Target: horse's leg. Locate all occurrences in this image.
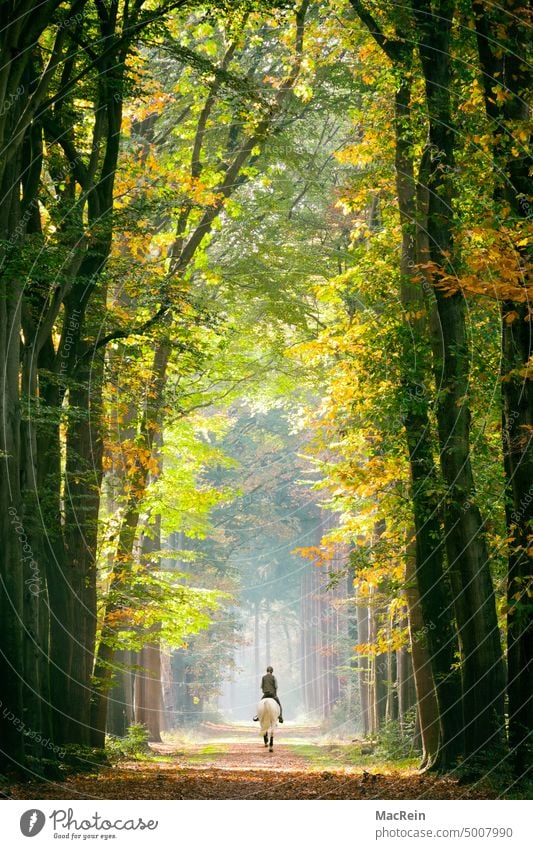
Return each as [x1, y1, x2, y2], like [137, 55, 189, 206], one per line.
[269, 733, 273, 752]
[264, 732, 268, 746]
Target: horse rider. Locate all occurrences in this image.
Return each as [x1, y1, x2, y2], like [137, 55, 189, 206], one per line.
[253, 665, 284, 723]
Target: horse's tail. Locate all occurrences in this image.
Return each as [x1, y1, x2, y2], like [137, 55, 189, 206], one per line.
[257, 698, 280, 734]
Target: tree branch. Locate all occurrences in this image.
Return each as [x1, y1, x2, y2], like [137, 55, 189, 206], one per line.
[347, 0, 404, 63]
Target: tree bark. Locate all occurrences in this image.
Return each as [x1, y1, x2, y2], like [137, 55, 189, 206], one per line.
[412, 0, 506, 762]
[473, 0, 533, 776]
[386, 611, 398, 723]
[135, 642, 163, 742]
[106, 650, 135, 738]
[90, 341, 169, 746]
[133, 512, 163, 743]
[405, 537, 440, 768]
[0, 2, 67, 765]
[348, 0, 464, 768]
[356, 590, 371, 736]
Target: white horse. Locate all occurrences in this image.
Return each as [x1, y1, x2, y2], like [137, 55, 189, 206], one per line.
[256, 697, 280, 752]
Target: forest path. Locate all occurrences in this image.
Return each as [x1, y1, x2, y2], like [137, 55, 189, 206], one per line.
[149, 720, 319, 773]
[10, 723, 497, 800]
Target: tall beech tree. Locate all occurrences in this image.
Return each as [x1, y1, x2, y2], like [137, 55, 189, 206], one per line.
[375, 16, 463, 768]
[472, 0, 532, 775]
[411, 0, 505, 763]
[345, 0, 506, 767]
[0, 0, 91, 766]
[18, 0, 195, 750]
[395, 67, 464, 767]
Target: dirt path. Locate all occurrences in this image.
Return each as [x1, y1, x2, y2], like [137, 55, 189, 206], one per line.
[149, 721, 314, 772]
[9, 723, 500, 800]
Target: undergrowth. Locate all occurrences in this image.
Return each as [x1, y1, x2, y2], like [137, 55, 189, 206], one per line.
[375, 708, 422, 761]
[106, 722, 152, 760]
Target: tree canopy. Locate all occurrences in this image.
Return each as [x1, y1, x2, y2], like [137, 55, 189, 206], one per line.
[0, 0, 530, 788]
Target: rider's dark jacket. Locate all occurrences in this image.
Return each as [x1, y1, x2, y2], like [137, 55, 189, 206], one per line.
[261, 673, 278, 698]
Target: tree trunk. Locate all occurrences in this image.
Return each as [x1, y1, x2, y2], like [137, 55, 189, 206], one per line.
[254, 600, 261, 683]
[394, 67, 464, 768]
[135, 642, 163, 742]
[405, 539, 440, 768]
[413, 0, 506, 761]
[356, 591, 371, 736]
[386, 610, 398, 723]
[106, 651, 135, 738]
[0, 270, 25, 766]
[90, 341, 170, 745]
[473, 0, 533, 776]
[265, 601, 271, 667]
[398, 648, 416, 722]
[348, 0, 465, 768]
[347, 565, 359, 727]
[0, 47, 33, 766]
[133, 513, 163, 743]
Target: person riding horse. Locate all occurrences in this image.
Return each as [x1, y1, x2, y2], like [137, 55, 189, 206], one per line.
[253, 665, 284, 723]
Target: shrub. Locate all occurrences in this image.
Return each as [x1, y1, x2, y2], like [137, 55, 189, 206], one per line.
[375, 708, 421, 761]
[106, 722, 151, 759]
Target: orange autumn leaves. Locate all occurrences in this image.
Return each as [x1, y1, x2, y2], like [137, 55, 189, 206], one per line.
[426, 225, 532, 311]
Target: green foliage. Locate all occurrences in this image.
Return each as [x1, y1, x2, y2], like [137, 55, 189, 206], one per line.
[106, 723, 152, 759]
[146, 415, 238, 541]
[375, 708, 421, 761]
[97, 569, 225, 652]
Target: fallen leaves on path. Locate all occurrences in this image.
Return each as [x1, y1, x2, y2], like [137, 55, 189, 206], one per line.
[10, 741, 498, 801]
